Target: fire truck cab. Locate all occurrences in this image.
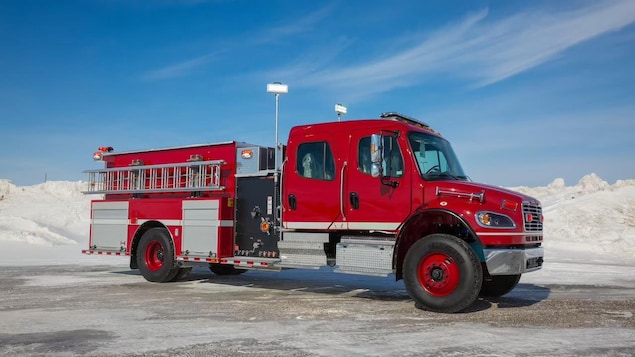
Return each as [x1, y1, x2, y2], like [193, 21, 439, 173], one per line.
[84, 112, 544, 313]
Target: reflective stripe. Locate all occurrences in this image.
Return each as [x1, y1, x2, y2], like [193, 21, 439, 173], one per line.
[347, 222, 400, 230]
[136, 219, 181, 226]
[284, 222, 333, 229]
[91, 218, 128, 225]
[91, 218, 232, 226]
[284, 221, 400, 230]
[477, 232, 542, 236]
[82, 250, 129, 256]
[219, 220, 234, 227]
[177, 256, 219, 263]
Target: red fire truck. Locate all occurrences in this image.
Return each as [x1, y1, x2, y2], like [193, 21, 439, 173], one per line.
[83, 112, 544, 313]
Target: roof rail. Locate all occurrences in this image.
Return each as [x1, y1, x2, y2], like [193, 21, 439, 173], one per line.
[380, 112, 430, 129]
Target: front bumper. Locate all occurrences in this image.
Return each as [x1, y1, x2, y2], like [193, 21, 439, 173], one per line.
[483, 247, 544, 275]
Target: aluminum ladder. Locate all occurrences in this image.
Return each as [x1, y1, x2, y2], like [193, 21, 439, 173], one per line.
[83, 160, 225, 194]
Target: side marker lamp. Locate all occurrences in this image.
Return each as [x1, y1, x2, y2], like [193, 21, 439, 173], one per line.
[260, 221, 270, 233]
[501, 200, 518, 212]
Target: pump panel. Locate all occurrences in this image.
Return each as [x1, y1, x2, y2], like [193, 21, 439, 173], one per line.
[234, 175, 279, 258]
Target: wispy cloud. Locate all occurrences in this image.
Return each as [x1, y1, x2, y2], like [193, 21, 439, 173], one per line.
[252, 4, 333, 45]
[139, 5, 332, 81]
[271, 0, 635, 100]
[141, 52, 220, 81]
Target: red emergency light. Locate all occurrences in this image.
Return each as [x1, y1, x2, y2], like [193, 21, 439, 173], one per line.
[92, 146, 114, 161]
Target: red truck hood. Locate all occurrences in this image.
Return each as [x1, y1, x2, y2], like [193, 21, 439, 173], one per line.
[433, 180, 540, 205]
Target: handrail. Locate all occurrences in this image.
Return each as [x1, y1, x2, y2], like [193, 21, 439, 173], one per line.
[340, 161, 347, 221]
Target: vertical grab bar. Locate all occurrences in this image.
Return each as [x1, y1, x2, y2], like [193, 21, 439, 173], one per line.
[278, 158, 287, 237]
[340, 161, 347, 221]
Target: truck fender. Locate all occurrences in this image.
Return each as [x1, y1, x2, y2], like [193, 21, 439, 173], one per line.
[393, 208, 482, 280]
[129, 221, 175, 270]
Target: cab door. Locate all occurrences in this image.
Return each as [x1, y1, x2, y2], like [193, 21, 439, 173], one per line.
[282, 130, 345, 230]
[344, 129, 412, 231]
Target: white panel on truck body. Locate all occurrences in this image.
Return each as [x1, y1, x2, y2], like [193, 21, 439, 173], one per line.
[182, 200, 221, 257]
[91, 201, 129, 251]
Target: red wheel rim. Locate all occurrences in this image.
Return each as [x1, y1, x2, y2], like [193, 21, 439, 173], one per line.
[417, 252, 460, 297]
[145, 240, 164, 272]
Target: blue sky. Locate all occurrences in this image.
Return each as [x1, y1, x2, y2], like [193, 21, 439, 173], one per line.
[1, 0, 634, 187]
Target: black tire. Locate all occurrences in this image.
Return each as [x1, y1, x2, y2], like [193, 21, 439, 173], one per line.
[170, 267, 193, 282]
[136, 228, 179, 282]
[403, 234, 482, 313]
[480, 273, 521, 297]
[209, 264, 247, 276]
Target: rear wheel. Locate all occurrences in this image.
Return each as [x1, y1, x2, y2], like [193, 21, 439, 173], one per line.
[209, 264, 247, 276]
[403, 234, 482, 313]
[480, 273, 521, 297]
[136, 228, 179, 282]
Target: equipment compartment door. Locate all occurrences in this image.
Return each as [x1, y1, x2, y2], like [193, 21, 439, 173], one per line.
[91, 201, 129, 251]
[181, 200, 220, 257]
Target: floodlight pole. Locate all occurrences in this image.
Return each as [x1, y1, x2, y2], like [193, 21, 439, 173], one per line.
[274, 93, 280, 172]
[266, 82, 288, 241]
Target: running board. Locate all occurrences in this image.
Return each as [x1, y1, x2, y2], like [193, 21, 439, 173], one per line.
[277, 232, 329, 268]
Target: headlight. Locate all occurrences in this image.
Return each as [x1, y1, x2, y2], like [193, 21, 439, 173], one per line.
[475, 211, 516, 229]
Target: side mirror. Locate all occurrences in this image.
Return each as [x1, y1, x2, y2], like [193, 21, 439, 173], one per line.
[370, 134, 382, 163]
[370, 163, 381, 178]
[370, 134, 383, 178]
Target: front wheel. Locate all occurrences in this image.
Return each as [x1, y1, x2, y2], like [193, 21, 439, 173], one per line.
[480, 273, 521, 297]
[403, 234, 482, 313]
[136, 228, 179, 282]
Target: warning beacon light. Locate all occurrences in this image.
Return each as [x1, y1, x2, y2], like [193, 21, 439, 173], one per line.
[93, 146, 114, 161]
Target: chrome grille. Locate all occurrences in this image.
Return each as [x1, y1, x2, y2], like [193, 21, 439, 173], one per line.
[523, 202, 543, 232]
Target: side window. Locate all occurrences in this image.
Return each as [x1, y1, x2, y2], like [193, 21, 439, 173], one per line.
[358, 136, 403, 177]
[296, 142, 335, 180]
[358, 137, 372, 174]
[383, 136, 403, 178]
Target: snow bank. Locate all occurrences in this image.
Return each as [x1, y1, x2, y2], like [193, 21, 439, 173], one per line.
[0, 174, 634, 266]
[512, 173, 635, 263]
[0, 180, 91, 246]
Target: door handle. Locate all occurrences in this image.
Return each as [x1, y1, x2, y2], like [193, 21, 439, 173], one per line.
[288, 194, 297, 210]
[349, 192, 359, 209]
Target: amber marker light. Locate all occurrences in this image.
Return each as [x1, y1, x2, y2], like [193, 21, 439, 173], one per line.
[241, 150, 253, 159]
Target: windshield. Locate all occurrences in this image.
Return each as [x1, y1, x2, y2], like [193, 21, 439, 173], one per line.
[408, 131, 468, 181]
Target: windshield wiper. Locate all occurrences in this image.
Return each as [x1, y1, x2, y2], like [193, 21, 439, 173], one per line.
[425, 172, 460, 181]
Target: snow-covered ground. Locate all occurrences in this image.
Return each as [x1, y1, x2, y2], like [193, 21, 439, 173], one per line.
[1, 173, 634, 286]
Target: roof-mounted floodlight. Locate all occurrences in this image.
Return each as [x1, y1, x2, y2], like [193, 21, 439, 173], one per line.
[335, 103, 347, 121]
[267, 82, 288, 94]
